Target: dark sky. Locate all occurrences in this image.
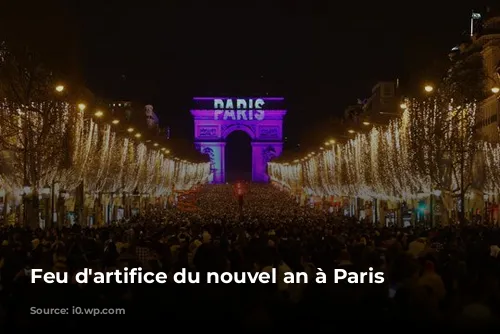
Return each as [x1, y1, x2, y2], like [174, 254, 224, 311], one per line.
[1, 0, 494, 148]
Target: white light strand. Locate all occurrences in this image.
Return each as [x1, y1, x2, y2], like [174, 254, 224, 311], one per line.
[269, 99, 493, 201]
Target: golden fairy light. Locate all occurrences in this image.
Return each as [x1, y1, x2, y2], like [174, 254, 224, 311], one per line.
[0, 100, 210, 199]
[269, 98, 492, 203]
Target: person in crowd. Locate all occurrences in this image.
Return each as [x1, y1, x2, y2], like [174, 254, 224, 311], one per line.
[0, 184, 499, 330]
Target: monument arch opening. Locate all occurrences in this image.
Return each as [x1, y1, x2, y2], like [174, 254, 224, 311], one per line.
[225, 130, 252, 182]
[191, 97, 286, 183]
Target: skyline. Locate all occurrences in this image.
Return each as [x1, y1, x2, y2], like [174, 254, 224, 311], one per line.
[1, 0, 496, 148]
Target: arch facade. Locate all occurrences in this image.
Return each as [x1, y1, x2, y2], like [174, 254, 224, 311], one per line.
[191, 97, 286, 183]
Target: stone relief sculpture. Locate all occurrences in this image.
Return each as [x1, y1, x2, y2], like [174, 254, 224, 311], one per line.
[202, 147, 216, 171]
[263, 146, 277, 163]
[145, 105, 159, 129]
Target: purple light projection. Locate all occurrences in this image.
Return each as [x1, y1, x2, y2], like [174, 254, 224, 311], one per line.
[193, 97, 285, 101]
[191, 97, 286, 183]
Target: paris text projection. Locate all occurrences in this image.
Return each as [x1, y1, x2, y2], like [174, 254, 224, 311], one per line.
[191, 97, 286, 183]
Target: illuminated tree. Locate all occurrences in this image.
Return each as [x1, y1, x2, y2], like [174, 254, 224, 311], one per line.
[0, 44, 72, 226]
[449, 102, 480, 223]
[439, 44, 485, 222]
[0, 44, 211, 227]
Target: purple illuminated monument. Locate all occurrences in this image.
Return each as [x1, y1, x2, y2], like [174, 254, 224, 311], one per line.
[191, 97, 286, 183]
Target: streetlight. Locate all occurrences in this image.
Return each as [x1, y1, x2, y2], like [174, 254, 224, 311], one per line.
[94, 110, 104, 117]
[55, 85, 65, 93]
[127, 127, 134, 133]
[165, 150, 170, 154]
[347, 129, 355, 134]
[424, 85, 434, 93]
[134, 133, 141, 138]
[112, 119, 120, 124]
[492, 87, 500, 94]
[362, 121, 370, 126]
[78, 103, 86, 111]
[153, 143, 159, 147]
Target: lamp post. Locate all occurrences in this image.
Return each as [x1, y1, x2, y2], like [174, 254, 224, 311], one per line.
[424, 84, 435, 227]
[234, 182, 246, 221]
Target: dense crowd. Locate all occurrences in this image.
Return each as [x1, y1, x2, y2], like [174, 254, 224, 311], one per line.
[1, 184, 500, 330]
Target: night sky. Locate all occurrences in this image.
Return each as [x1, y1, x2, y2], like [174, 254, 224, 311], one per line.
[1, 0, 495, 149]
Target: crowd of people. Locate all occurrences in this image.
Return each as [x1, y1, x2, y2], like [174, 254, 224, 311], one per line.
[1, 183, 500, 330]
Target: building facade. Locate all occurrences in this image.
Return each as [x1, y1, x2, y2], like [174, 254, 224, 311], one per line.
[342, 81, 400, 126]
[109, 101, 133, 121]
[474, 10, 500, 142]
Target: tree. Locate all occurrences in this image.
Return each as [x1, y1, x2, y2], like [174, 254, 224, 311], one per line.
[443, 46, 486, 105]
[0, 43, 71, 226]
[448, 103, 479, 223]
[441, 44, 485, 223]
[408, 96, 479, 224]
